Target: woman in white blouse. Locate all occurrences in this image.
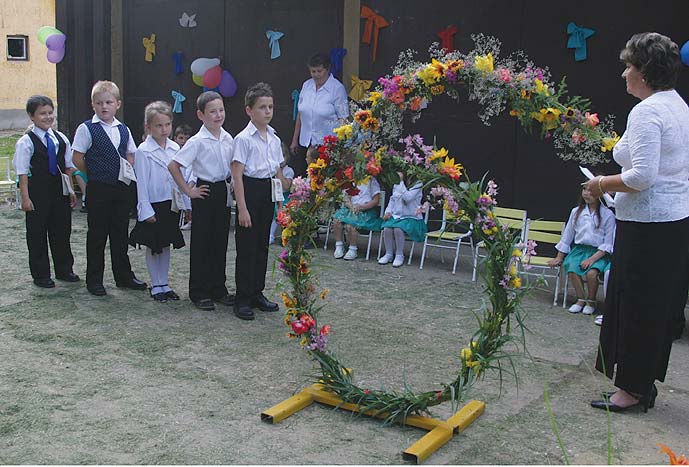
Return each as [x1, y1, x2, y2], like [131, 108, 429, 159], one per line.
[289, 53, 349, 177]
[587, 32, 689, 413]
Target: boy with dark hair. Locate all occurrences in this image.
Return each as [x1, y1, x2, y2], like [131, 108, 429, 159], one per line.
[231, 82, 284, 320]
[169, 91, 234, 311]
[14, 95, 79, 287]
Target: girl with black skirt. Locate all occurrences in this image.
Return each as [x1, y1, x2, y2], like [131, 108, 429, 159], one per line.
[129, 101, 185, 302]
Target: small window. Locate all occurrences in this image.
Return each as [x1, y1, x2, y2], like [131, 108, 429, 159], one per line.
[7, 35, 29, 61]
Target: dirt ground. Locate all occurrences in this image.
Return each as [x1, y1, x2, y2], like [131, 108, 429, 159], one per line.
[0, 202, 687, 464]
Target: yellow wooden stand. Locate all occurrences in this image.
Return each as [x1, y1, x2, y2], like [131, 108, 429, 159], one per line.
[261, 383, 485, 464]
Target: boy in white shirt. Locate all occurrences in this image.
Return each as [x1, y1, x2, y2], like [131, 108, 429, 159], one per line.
[169, 91, 234, 311]
[231, 82, 284, 320]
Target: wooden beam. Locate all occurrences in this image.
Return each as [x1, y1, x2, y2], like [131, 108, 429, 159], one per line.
[342, 0, 360, 93]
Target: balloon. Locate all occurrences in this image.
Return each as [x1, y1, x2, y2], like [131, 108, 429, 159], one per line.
[192, 73, 204, 86]
[45, 33, 66, 50]
[681, 40, 689, 66]
[218, 70, 238, 97]
[202, 66, 222, 88]
[190, 57, 220, 76]
[47, 48, 65, 64]
[37, 26, 62, 45]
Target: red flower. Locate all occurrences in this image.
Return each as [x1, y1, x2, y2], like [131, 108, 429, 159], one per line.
[291, 320, 308, 335]
[320, 325, 331, 336]
[366, 159, 381, 176]
[345, 186, 360, 196]
[344, 166, 354, 180]
[363, 389, 371, 395]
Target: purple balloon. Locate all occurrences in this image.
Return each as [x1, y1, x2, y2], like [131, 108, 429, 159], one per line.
[45, 33, 66, 50]
[47, 48, 65, 64]
[218, 70, 237, 97]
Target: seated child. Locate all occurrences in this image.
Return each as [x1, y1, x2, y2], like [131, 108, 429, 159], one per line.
[332, 177, 382, 260]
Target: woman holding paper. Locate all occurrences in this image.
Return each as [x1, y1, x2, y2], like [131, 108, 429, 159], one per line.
[586, 32, 689, 412]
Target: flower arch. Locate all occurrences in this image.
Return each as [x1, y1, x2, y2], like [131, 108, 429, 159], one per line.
[275, 35, 617, 423]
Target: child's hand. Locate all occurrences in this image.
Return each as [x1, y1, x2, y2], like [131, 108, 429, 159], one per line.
[145, 215, 157, 223]
[580, 258, 594, 270]
[189, 185, 210, 199]
[350, 203, 361, 214]
[69, 193, 77, 208]
[547, 258, 562, 267]
[21, 196, 34, 212]
[384, 212, 391, 220]
[184, 210, 192, 223]
[238, 208, 252, 228]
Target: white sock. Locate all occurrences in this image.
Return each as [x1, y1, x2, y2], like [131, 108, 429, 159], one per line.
[383, 228, 394, 257]
[348, 245, 358, 251]
[159, 248, 171, 292]
[394, 228, 406, 256]
[269, 219, 278, 243]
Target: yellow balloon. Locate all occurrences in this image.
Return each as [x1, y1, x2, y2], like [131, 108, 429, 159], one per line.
[192, 73, 204, 86]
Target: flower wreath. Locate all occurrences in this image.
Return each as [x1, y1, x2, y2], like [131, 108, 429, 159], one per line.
[276, 35, 617, 423]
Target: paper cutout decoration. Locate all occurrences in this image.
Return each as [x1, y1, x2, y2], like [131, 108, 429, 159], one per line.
[566, 22, 595, 62]
[330, 48, 347, 78]
[219, 70, 238, 97]
[143, 33, 156, 62]
[349, 75, 372, 101]
[179, 12, 197, 28]
[266, 30, 284, 59]
[37, 26, 66, 63]
[172, 51, 184, 75]
[360, 6, 389, 63]
[437, 25, 458, 52]
[171, 90, 186, 113]
[681, 40, 689, 66]
[291, 89, 300, 121]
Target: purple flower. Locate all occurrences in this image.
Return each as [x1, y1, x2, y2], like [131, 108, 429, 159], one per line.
[307, 331, 329, 352]
[487, 180, 499, 197]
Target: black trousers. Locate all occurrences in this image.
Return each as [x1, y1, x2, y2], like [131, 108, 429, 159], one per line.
[25, 176, 74, 279]
[291, 145, 308, 179]
[86, 181, 135, 286]
[235, 176, 273, 303]
[189, 180, 230, 301]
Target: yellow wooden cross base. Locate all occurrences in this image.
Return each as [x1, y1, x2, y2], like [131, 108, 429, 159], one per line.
[261, 383, 485, 464]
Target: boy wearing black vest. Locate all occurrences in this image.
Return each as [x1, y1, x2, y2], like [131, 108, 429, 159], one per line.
[72, 81, 147, 296]
[14, 95, 79, 288]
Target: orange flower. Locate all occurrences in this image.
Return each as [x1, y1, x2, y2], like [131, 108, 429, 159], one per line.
[361, 117, 380, 132]
[354, 109, 372, 125]
[659, 444, 689, 465]
[438, 156, 463, 181]
[281, 292, 297, 309]
[430, 84, 445, 95]
[409, 96, 423, 111]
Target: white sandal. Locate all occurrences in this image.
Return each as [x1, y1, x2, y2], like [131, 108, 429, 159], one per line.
[568, 299, 586, 313]
[582, 300, 596, 315]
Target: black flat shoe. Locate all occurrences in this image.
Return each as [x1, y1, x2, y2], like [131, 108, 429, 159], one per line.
[601, 384, 657, 407]
[56, 272, 80, 282]
[116, 277, 148, 290]
[33, 278, 55, 288]
[234, 303, 255, 320]
[193, 299, 215, 311]
[213, 294, 235, 307]
[165, 290, 180, 301]
[151, 292, 168, 303]
[251, 293, 279, 312]
[87, 284, 107, 296]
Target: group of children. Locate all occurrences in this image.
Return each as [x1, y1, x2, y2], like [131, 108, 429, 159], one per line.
[16, 80, 287, 321]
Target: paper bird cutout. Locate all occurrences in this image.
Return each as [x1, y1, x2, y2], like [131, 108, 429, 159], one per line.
[179, 12, 197, 28]
[360, 6, 389, 63]
[291, 89, 300, 121]
[567, 22, 595, 62]
[171, 90, 186, 114]
[143, 33, 156, 62]
[349, 75, 372, 101]
[266, 30, 284, 59]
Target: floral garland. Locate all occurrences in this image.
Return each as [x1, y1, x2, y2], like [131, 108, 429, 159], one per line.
[275, 35, 617, 423]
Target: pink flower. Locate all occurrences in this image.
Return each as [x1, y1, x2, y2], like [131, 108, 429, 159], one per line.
[571, 129, 586, 145]
[584, 112, 599, 128]
[496, 68, 512, 83]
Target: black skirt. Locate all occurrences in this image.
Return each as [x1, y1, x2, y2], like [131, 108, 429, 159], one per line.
[596, 216, 689, 395]
[129, 200, 185, 254]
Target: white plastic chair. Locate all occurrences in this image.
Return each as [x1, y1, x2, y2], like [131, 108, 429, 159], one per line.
[419, 209, 473, 274]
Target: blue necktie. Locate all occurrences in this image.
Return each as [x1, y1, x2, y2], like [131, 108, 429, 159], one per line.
[45, 132, 58, 175]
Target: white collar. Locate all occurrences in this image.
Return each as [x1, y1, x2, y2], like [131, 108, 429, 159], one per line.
[31, 126, 56, 140]
[139, 135, 179, 153]
[91, 114, 122, 127]
[199, 124, 231, 141]
[307, 73, 338, 92]
[245, 120, 276, 138]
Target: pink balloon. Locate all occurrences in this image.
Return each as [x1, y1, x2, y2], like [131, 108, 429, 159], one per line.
[47, 48, 65, 64]
[202, 66, 222, 88]
[218, 70, 238, 97]
[45, 33, 66, 49]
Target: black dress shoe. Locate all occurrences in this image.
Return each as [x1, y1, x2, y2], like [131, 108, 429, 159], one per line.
[192, 299, 215, 311]
[234, 302, 255, 320]
[213, 294, 235, 306]
[87, 284, 107, 296]
[33, 278, 55, 288]
[116, 277, 148, 290]
[56, 272, 80, 282]
[251, 293, 279, 312]
[165, 290, 180, 301]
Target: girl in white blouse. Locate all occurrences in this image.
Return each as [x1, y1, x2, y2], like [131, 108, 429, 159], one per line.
[128, 101, 185, 303]
[332, 177, 382, 260]
[548, 185, 615, 315]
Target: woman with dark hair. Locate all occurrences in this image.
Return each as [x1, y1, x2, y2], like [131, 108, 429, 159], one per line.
[289, 52, 349, 177]
[587, 32, 689, 412]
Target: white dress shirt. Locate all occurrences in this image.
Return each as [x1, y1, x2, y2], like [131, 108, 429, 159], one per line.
[72, 115, 137, 155]
[297, 73, 349, 147]
[232, 121, 283, 179]
[613, 90, 689, 222]
[351, 177, 381, 206]
[134, 135, 180, 221]
[172, 125, 233, 183]
[555, 204, 616, 254]
[385, 181, 423, 219]
[14, 126, 74, 175]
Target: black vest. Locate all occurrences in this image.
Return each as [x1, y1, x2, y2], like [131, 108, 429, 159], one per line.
[27, 130, 67, 179]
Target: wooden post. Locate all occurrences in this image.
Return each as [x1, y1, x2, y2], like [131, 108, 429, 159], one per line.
[342, 0, 360, 93]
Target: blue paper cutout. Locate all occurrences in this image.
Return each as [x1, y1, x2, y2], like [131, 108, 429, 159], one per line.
[567, 22, 595, 62]
[330, 48, 347, 78]
[171, 90, 186, 114]
[172, 51, 184, 75]
[291, 89, 300, 121]
[266, 30, 284, 59]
